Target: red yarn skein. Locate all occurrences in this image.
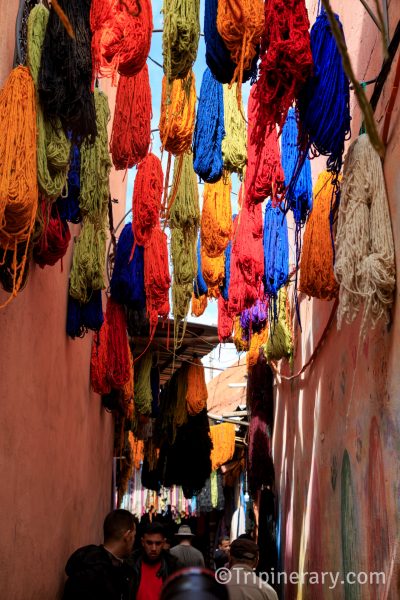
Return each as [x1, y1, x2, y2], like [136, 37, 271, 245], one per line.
[33, 200, 71, 268]
[144, 226, 171, 329]
[218, 295, 234, 342]
[132, 153, 163, 247]
[105, 297, 131, 389]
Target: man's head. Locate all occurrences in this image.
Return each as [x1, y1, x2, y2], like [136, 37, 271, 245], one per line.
[175, 524, 195, 546]
[229, 538, 259, 570]
[219, 536, 230, 554]
[141, 521, 165, 562]
[103, 509, 136, 558]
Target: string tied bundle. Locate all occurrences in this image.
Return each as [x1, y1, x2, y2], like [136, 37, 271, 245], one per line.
[132, 153, 163, 247]
[162, 0, 200, 81]
[90, 0, 153, 81]
[299, 170, 338, 300]
[27, 4, 71, 199]
[201, 249, 225, 298]
[169, 153, 200, 233]
[201, 174, 232, 258]
[159, 73, 197, 156]
[57, 143, 82, 224]
[194, 235, 208, 298]
[216, 0, 264, 99]
[39, 0, 97, 142]
[134, 350, 153, 416]
[222, 83, 247, 175]
[110, 223, 145, 308]
[334, 134, 395, 339]
[296, 8, 350, 180]
[263, 201, 289, 299]
[69, 220, 107, 302]
[110, 65, 151, 170]
[144, 226, 171, 330]
[246, 326, 269, 369]
[262, 288, 293, 363]
[186, 357, 208, 416]
[193, 67, 225, 183]
[0, 66, 38, 306]
[171, 227, 197, 339]
[67, 289, 104, 339]
[192, 293, 208, 317]
[218, 295, 234, 342]
[210, 423, 235, 471]
[255, 0, 312, 131]
[33, 200, 71, 268]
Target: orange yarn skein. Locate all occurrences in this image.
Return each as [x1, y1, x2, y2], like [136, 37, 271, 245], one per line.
[186, 357, 208, 415]
[191, 293, 208, 317]
[0, 66, 38, 307]
[210, 423, 236, 471]
[159, 73, 196, 155]
[201, 174, 232, 258]
[201, 248, 225, 298]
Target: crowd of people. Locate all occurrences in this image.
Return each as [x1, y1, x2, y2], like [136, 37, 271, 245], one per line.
[62, 509, 278, 599]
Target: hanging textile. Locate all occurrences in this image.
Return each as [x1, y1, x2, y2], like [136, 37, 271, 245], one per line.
[57, 143, 81, 224]
[110, 223, 146, 308]
[192, 293, 208, 317]
[144, 226, 171, 330]
[132, 153, 163, 248]
[66, 289, 104, 339]
[134, 350, 153, 416]
[186, 358, 208, 416]
[162, 0, 200, 81]
[262, 288, 293, 363]
[159, 73, 196, 155]
[263, 201, 289, 299]
[201, 249, 225, 298]
[194, 235, 208, 298]
[222, 83, 247, 175]
[210, 423, 235, 471]
[218, 295, 234, 342]
[201, 175, 232, 258]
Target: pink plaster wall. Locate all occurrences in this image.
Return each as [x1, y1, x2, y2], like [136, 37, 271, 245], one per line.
[273, 2, 400, 599]
[0, 3, 127, 597]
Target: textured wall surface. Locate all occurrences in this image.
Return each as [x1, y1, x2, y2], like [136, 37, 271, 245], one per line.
[0, 2, 127, 597]
[273, 1, 400, 598]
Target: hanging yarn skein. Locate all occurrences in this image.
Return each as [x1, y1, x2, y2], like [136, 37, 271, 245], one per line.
[263, 201, 289, 299]
[186, 357, 208, 416]
[57, 143, 82, 224]
[159, 73, 197, 156]
[104, 297, 131, 389]
[144, 226, 171, 330]
[192, 293, 208, 317]
[221, 217, 236, 302]
[39, 0, 97, 142]
[110, 223, 146, 308]
[210, 423, 235, 471]
[67, 289, 104, 339]
[194, 235, 208, 298]
[33, 201, 71, 268]
[218, 295, 234, 342]
[169, 153, 200, 233]
[134, 350, 153, 416]
[299, 170, 338, 300]
[27, 4, 71, 199]
[162, 0, 200, 81]
[201, 174, 232, 258]
[193, 67, 225, 183]
[132, 153, 163, 248]
[201, 249, 225, 298]
[334, 134, 395, 339]
[0, 66, 38, 306]
[110, 65, 151, 170]
[262, 287, 293, 363]
[222, 83, 247, 175]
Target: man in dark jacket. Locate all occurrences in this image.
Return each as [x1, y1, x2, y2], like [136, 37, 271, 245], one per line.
[128, 521, 178, 600]
[63, 509, 137, 600]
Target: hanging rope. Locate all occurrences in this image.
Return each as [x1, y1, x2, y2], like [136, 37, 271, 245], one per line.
[218, 295, 234, 342]
[110, 223, 146, 308]
[193, 67, 225, 183]
[262, 287, 293, 363]
[57, 143, 82, 224]
[144, 226, 171, 329]
[162, 0, 200, 81]
[33, 200, 71, 268]
[27, 4, 71, 200]
[0, 66, 38, 307]
[193, 235, 208, 298]
[192, 293, 208, 317]
[132, 153, 163, 247]
[201, 174, 232, 258]
[222, 83, 247, 175]
[159, 73, 196, 156]
[263, 201, 289, 299]
[134, 350, 153, 415]
[210, 423, 235, 471]
[90, 0, 153, 82]
[334, 134, 395, 339]
[66, 289, 104, 339]
[39, 0, 97, 142]
[255, 0, 312, 131]
[186, 357, 208, 415]
[110, 65, 151, 170]
[201, 248, 225, 298]
[299, 170, 338, 300]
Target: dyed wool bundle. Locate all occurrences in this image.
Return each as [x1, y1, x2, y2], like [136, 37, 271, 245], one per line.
[297, 8, 350, 178]
[90, 0, 153, 81]
[263, 201, 289, 298]
[233, 316, 249, 351]
[262, 288, 293, 362]
[299, 170, 338, 300]
[144, 226, 171, 329]
[221, 229, 234, 301]
[193, 67, 225, 183]
[91, 316, 111, 395]
[186, 358, 208, 415]
[39, 0, 97, 142]
[171, 227, 197, 326]
[169, 153, 200, 233]
[201, 249, 225, 298]
[228, 202, 264, 315]
[134, 350, 153, 415]
[240, 298, 268, 338]
[0, 66, 38, 305]
[132, 153, 163, 247]
[217, 0, 264, 91]
[281, 108, 312, 225]
[192, 293, 208, 317]
[69, 220, 107, 303]
[110, 65, 151, 170]
[210, 423, 235, 471]
[201, 175, 232, 258]
[159, 73, 196, 156]
[334, 134, 395, 338]
[218, 295, 234, 342]
[33, 201, 71, 268]
[66, 289, 104, 339]
[222, 83, 247, 175]
[28, 4, 71, 199]
[162, 0, 200, 81]
[175, 365, 189, 428]
[246, 326, 269, 368]
[57, 143, 82, 224]
[246, 87, 284, 205]
[150, 365, 160, 417]
[194, 235, 208, 298]
[255, 0, 312, 131]
[110, 223, 145, 308]
[104, 297, 131, 389]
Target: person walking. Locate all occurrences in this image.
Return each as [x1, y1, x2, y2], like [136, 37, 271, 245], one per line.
[169, 525, 205, 568]
[226, 538, 278, 600]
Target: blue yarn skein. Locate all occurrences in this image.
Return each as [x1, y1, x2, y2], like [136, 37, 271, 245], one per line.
[194, 235, 208, 298]
[204, 0, 258, 84]
[282, 108, 312, 225]
[57, 143, 82, 224]
[221, 214, 236, 301]
[193, 67, 225, 183]
[263, 201, 289, 298]
[298, 9, 351, 177]
[110, 223, 146, 308]
[66, 289, 104, 338]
